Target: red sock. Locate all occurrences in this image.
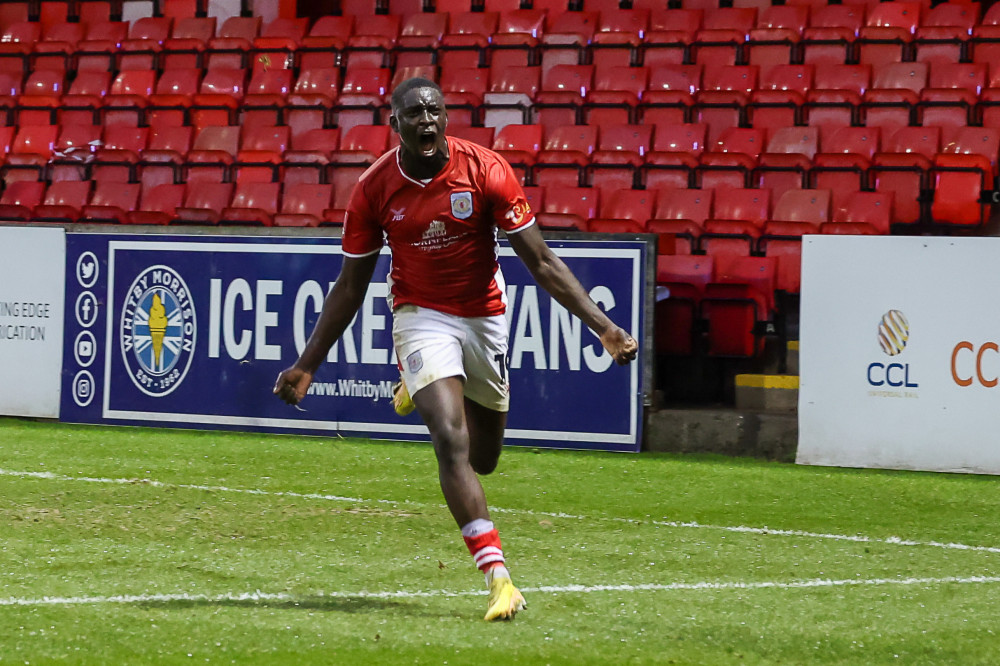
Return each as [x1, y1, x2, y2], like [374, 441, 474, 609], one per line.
[463, 528, 505, 574]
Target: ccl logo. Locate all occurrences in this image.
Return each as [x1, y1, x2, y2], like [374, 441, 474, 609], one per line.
[868, 310, 919, 388]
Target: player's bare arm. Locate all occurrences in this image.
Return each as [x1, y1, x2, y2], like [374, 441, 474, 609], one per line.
[507, 224, 638, 365]
[273, 253, 380, 405]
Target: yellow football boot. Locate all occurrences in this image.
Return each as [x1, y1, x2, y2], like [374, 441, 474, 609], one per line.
[392, 377, 415, 417]
[483, 576, 526, 621]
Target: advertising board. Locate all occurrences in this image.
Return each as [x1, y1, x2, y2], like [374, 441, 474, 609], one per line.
[61, 233, 650, 452]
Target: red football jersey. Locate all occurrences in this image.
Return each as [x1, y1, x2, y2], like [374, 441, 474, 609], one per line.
[342, 136, 535, 318]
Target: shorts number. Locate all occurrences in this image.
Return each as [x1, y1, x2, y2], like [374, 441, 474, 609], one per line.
[493, 353, 508, 384]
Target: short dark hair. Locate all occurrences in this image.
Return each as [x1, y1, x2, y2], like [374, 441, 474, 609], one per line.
[391, 77, 443, 112]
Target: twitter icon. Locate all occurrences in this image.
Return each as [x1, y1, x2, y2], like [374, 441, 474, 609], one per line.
[76, 251, 98, 288]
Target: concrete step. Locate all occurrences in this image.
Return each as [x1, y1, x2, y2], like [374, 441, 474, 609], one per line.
[734, 373, 799, 413]
[644, 406, 797, 462]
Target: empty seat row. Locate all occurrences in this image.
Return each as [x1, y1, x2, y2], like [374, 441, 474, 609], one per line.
[0, 179, 348, 227]
[3, 3, 999, 76]
[0, 123, 400, 187]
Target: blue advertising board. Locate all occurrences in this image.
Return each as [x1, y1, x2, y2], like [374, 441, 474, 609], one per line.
[61, 233, 650, 452]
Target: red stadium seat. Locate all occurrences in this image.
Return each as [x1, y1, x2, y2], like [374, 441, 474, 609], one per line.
[862, 62, 926, 136]
[802, 4, 863, 65]
[584, 65, 647, 125]
[697, 126, 765, 190]
[395, 13, 448, 69]
[642, 122, 706, 191]
[60, 70, 111, 126]
[535, 186, 599, 230]
[82, 180, 141, 224]
[251, 17, 309, 73]
[857, 2, 920, 67]
[283, 127, 341, 186]
[0, 180, 45, 221]
[129, 182, 185, 225]
[185, 125, 239, 183]
[118, 16, 173, 71]
[642, 8, 702, 68]
[3, 124, 58, 183]
[298, 16, 351, 70]
[439, 11, 496, 70]
[931, 153, 992, 227]
[75, 21, 129, 72]
[173, 181, 234, 224]
[33, 22, 86, 72]
[695, 65, 757, 145]
[754, 126, 816, 202]
[274, 183, 334, 227]
[492, 123, 543, 184]
[701, 187, 771, 258]
[871, 125, 939, 226]
[655, 253, 714, 355]
[191, 67, 247, 130]
[15, 70, 63, 126]
[588, 123, 652, 193]
[328, 124, 391, 166]
[336, 66, 391, 135]
[33, 180, 92, 222]
[49, 123, 101, 182]
[440, 66, 488, 127]
[140, 125, 193, 188]
[702, 255, 777, 357]
[590, 9, 650, 70]
[490, 9, 544, 70]
[539, 11, 596, 78]
[748, 5, 809, 68]
[162, 16, 216, 70]
[649, 187, 714, 255]
[533, 64, 595, 128]
[207, 16, 262, 69]
[483, 64, 540, 132]
[692, 7, 756, 66]
[590, 189, 655, 233]
[915, 2, 977, 64]
[102, 69, 156, 127]
[747, 64, 812, 135]
[220, 180, 280, 226]
[533, 125, 598, 188]
[826, 190, 892, 235]
[449, 125, 495, 148]
[811, 126, 880, 208]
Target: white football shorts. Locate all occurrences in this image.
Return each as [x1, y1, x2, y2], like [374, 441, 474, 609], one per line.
[392, 304, 510, 412]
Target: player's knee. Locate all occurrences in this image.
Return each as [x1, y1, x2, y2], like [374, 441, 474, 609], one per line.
[471, 455, 498, 475]
[432, 427, 471, 470]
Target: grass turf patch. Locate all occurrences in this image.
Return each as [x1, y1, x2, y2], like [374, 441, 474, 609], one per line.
[3, 417, 1000, 664]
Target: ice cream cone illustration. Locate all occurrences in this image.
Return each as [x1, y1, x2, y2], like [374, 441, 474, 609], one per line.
[148, 292, 168, 369]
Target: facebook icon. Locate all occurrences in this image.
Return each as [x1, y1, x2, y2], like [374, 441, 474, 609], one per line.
[75, 291, 98, 328]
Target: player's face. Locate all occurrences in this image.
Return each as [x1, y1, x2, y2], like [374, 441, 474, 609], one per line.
[392, 87, 449, 166]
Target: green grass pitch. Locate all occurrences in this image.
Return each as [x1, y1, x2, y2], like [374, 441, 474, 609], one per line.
[3, 417, 1000, 664]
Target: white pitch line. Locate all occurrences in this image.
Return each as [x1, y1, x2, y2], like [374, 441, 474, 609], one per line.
[3, 467, 1000, 556]
[3, 575, 1000, 608]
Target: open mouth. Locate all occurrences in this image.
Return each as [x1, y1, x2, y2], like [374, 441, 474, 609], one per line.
[419, 132, 437, 156]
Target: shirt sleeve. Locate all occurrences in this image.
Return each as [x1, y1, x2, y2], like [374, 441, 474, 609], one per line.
[485, 153, 535, 234]
[342, 180, 384, 257]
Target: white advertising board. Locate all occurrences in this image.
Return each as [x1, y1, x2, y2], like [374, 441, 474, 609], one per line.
[799, 235, 1000, 475]
[0, 226, 66, 418]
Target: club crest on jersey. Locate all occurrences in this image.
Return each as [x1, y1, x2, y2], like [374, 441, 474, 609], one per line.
[450, 191, 473, 219]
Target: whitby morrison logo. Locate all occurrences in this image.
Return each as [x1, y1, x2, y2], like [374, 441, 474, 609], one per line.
[868, 309, 919, 394]
[120, 265, 196, 397]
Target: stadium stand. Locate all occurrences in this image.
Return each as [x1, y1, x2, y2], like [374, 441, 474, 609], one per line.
[0, 0, 996, 395]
